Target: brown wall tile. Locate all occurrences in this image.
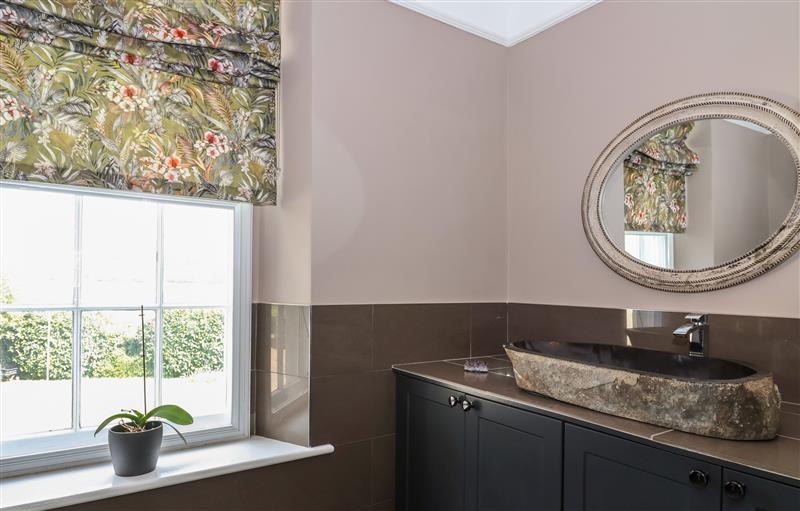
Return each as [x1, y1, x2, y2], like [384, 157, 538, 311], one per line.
[508, 303, 628, 344]
[251, 303, 260, 370]
[256, 371, 310, 446]
[250, 370, 257, 433]
[254, 303, 271, 372]
[310, 370, 395, 446]
[310, 372, 373, 445]
[371, 370, 396, 438]
[269, 304, 311, 377]
[252, 304, 312, 445]
[706, 315, 800, 403]
[372, 303, 470, 369]
[370, 435, 396, 505]
[253, 303, 311, 376]
[624, 310, 687, 354]
[470, 303, 507, 356]
[311, 305, 373, 377]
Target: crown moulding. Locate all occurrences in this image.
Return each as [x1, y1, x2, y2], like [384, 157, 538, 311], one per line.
[389, 0, 601, 47]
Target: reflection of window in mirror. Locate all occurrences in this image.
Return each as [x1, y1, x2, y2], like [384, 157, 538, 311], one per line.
[624, 232, 674, 269]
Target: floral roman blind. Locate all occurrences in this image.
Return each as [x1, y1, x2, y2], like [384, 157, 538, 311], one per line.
[0, 0, 280, 205]
[624, 122, 699, 233]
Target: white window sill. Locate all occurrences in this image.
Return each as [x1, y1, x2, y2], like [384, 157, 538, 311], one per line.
[0, 437, 334, 511]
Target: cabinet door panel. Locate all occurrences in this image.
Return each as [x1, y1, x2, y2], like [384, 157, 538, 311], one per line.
[722, 469, 800, 511]
[466, 397, 562, 511]
[564, 424, 721, 511]
[397, 376, 466, 511]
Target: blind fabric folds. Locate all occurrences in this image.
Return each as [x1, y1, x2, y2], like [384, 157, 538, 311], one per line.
[624, 122, 699, 233]
[0, 0, 280, 205]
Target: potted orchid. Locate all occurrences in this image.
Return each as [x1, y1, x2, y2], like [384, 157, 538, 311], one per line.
[93, 307, 193, 476]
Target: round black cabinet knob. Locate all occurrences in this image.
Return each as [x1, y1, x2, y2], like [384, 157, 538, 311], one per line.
[724, 481, 746, 500]
[447, 395, 458, 407]
[461, 399, 473, 412]
[688, 469, 709, 487]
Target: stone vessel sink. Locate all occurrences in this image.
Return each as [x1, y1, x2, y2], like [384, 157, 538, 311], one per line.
[504, 340, 781, 440]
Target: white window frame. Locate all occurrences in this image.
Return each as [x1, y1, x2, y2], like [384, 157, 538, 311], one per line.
[0, 181, 252, 477]
[624, 231, 675, 269]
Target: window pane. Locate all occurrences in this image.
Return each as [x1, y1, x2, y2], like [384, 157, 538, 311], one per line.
[625, 233, 673, 268]
[162, 309, 227, 418]
[80, 310, 155, 428]
[0, 187, 75, 306]
[624, 233, 642, 260]
[81, 197, 157, 306]
[0, 311, 72, 439]
[163, 204, 233, 305]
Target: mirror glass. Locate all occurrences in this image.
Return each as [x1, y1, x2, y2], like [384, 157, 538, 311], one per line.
[601, 118, 797, 270]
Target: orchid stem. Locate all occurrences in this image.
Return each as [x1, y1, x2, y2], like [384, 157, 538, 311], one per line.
[140, 305, 147, 416]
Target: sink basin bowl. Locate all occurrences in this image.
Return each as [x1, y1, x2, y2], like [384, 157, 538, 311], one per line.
[505, 340, 781, 440]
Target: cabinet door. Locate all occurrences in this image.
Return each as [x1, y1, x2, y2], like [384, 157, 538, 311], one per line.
[465, 396, 562, 511]
[564, 424, 721, 511]
[722, 469, 800, 511]
[396, 376, 467, 511]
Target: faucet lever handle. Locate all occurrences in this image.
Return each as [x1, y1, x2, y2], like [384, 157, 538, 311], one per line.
[685, 313, 708, 324]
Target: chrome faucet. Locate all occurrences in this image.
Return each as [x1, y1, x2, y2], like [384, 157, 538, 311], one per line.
[673, 314, 709, 357]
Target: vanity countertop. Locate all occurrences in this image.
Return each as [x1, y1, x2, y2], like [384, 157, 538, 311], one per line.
[393, 356, 800, 486]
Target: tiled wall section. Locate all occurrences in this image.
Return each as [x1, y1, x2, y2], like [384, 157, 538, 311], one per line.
[307, 303, 507, 510]
[247, 302, 507, 511]
[60, 301, 797, 511]
[252, 304, 311, 446]
[187, 302, 800, 511]
[507, 303, 800, 404]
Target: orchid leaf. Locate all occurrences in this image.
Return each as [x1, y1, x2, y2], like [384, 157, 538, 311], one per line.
[127, 409, 145, 422]
[143, 404, 193, 425]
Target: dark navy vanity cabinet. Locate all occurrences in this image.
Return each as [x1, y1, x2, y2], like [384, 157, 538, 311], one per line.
[396, 375, 562, 511]
[396, 374, 800, 511]
[397, 375, 469, 510]
[564, 425, 720, 511]
[467, 395, 562, 511]
[720, 469, 800, 511]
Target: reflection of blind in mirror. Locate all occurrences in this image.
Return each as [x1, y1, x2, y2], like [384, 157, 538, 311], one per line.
[624, 232, 674, 269]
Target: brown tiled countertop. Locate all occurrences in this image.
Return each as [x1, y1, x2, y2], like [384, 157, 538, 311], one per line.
[393, 356, 800, 487]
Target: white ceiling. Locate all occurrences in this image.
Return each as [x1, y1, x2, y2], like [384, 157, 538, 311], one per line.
[390, 1, 600, 47]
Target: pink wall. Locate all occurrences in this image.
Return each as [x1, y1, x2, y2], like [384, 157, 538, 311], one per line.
[253, 0, 313, 304]
[258, 0, 800, 317]
[309, 1, 507, 304]
[257, 0, 508, 305]
[507, 0, 800, 318]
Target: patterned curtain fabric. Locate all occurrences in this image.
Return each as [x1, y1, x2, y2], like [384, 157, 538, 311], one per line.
[624, 122, 699, 233]
[0, 0, 280, 205]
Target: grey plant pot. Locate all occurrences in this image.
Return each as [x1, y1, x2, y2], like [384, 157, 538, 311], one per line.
[108, 421, 163, 476]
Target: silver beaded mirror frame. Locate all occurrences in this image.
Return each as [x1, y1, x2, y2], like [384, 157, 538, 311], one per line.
[582, 92, 800, 292]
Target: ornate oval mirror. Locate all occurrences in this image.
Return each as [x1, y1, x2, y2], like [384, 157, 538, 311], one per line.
[582, 93, 800, 292]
